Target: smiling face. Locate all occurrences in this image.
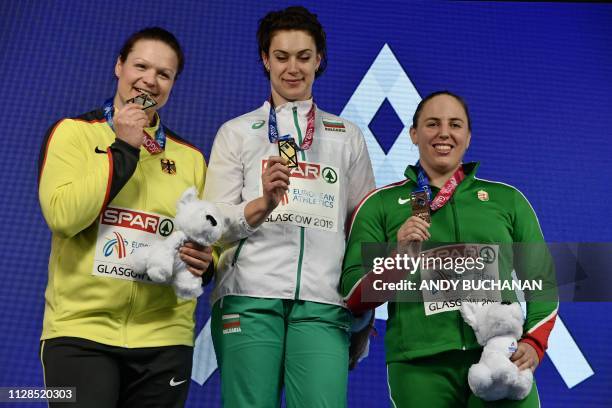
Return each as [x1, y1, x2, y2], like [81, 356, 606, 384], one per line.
[262, 30, 321, 106]
[114, 39, 178, 119]
[410, 94, 471, 179]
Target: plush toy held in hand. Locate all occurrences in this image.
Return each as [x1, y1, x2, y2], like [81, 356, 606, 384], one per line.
[132, 187, 224, 299]
[460, 301, 533, 401]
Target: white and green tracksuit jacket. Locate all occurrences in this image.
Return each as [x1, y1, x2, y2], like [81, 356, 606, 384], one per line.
[204, 99, 375, 307]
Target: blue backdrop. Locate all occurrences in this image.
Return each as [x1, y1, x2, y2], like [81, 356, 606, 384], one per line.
[1, 0, 611, 406]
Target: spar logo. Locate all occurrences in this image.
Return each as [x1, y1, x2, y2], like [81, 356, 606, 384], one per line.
[262, 160, 320, 180]
[101, 207, 173, 236]
[103, 232, 128, 259]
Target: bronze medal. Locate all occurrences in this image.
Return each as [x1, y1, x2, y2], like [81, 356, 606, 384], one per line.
[127, 93, 157, 110]
[411, 191, 431, 223]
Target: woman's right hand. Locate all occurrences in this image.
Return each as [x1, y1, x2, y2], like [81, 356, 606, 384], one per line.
[113, 103, 148, 148]
[397, 216, 431, 257]
[262, 156, 291, 211]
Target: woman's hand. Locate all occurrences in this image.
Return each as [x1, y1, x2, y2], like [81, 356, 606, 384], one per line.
[262, 156, 291, 211]
[511, 342, 540, 372]
[397, 216, 431, 257]
[113, 103, 148, 148]
[244, 156, 292, 229]
[179, 242, 213, 277]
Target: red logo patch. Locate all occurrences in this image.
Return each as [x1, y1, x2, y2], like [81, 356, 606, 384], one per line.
[101, 208, 160, 233]
[261, 160, 320, 180]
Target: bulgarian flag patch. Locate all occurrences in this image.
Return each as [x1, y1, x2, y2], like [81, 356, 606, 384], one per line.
[323, 119, 346, 132]
[222, 314, 241, 334]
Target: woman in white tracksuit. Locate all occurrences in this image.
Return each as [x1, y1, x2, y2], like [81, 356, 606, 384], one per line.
[204, 6, 375, 408]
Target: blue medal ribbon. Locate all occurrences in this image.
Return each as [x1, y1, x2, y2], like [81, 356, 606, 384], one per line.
[267, 100, 316, 151]
[267, 101, 294, 146]
[102, 98, 166, 150]
[414, 161, 466, 211]
[415, 161, 432, 201]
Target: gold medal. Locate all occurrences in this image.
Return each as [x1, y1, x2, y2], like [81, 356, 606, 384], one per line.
[278, 139, 299, 168]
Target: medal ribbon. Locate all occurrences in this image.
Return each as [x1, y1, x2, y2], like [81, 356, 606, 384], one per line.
[415, 161, 465, 211]
[103, 98, 166, 154]
[268, 99, 316, 150]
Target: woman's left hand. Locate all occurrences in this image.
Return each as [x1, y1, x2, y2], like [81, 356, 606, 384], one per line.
[510, 342, 540, 372]
[179, 242, 213, 277]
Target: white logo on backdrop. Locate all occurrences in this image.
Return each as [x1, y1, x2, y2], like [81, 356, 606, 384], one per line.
[340, 44, 420, 188]
[192, 43, 593, 389]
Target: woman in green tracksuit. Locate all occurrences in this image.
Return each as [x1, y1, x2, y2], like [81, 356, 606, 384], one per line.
[342, 91, 558, 407]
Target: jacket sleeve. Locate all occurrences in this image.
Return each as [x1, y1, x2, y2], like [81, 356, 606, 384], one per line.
[108, 138, 140, 200]
[203, 123, 257, 246]
[512, 189, 559, 361]
[346, 125, 376, 218]
[38, 119, 137, 238]
[341, 192, 391, 314]
[197, 151, 220, 285]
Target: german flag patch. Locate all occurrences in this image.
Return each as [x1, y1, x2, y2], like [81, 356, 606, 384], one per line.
[222, 314, 241, 334]
[323, 119, 346, 132]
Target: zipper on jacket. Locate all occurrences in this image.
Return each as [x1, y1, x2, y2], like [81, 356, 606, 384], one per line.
[292, 106, 306, 299]
[294, 228, 305, 299]
[292, 106, 307, 161]
[123, 284, 137, 347]
[123, 162, 146, 347]
[450, 196, 466, 349]
[231, 238, 247, 266]
[450, 197, 461, 242]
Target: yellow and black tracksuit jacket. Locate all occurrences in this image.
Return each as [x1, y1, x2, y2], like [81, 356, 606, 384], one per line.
[38, 108, 206, 348]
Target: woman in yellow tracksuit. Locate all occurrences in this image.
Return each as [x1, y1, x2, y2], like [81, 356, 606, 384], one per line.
[38, 27, 212, 408]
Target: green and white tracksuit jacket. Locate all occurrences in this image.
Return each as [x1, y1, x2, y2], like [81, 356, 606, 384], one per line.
[204, 99, 375, 306]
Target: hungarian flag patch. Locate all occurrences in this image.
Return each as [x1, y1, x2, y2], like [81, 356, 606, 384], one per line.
[323, 119, 346, 132]
[222, 314, 241, 334]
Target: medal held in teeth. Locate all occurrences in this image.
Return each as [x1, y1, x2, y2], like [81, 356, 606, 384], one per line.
[127, 92, 157, 110]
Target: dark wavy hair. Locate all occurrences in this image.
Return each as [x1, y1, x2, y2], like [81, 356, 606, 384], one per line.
[257, 6, 327, 78]
[118, 27, 185, 79]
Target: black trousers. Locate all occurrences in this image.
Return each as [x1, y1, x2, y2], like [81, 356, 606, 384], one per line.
[40, 337, 193, 408]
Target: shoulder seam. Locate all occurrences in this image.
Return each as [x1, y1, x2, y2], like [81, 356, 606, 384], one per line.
[164, 128, 203, 156]
[71, 109, 106, 123]
[38, 119, 69, 185]
[347, 179, 411, 237]
[472, 176, 519, 190]
[474, 176, 544, 238]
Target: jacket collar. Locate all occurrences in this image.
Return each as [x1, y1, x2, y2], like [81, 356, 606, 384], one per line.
[263, 98, 314, 116]
[404, 162, 480, 190]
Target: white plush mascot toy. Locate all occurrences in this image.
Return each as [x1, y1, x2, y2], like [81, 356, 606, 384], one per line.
[460, 301, 533, 401]
[132, 187, 224, 299]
